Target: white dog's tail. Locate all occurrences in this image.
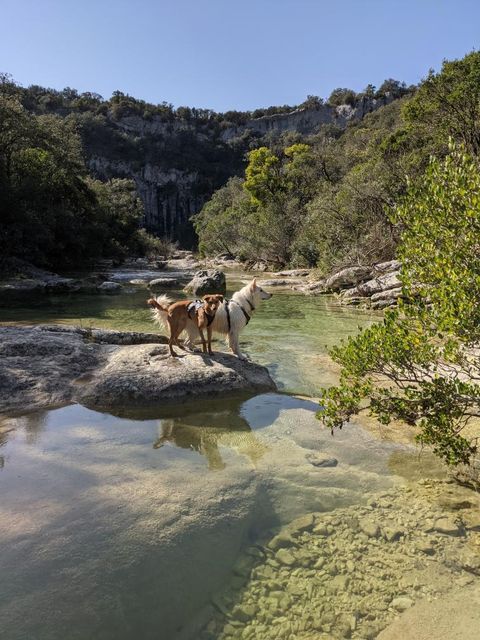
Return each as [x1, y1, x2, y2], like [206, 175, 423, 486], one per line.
[147, 294, 173, 331]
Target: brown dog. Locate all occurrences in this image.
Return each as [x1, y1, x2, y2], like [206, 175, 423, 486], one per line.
[147, 295, 224, 357]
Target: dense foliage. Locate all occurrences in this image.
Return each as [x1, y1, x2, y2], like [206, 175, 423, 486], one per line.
[0, 79, 162, 270]
[319, 145, 480, 466]
[2, 70, 413, 251]
[195, 52, 480, 275]
[317, 52, 480, 468]
[194, 98, 408, 270]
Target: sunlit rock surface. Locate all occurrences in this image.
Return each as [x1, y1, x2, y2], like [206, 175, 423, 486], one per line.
[0, 325, 275, 413]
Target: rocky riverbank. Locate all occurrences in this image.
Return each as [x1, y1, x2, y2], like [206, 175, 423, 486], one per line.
[255, 261, 403, 310]
[0, 325, 276, 414]
[200, 479, 480, 640]
[0, 254, 202, 296]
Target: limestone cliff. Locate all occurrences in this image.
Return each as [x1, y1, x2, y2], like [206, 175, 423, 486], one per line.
[85, 95, 393, 246]
[221, 95, 391, 140]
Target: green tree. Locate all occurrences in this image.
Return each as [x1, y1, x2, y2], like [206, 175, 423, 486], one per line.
[191, 177, 253, 258]
[327, 88, 357, 107]
[404, 51, 480, 156]
[319, 144, 480, 466]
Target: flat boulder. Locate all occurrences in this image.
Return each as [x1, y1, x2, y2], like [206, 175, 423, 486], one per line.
[350, 271, 402, 297]
[78, 345, 275, 410]
[0, 325, 275, 414]
[373, 259, 401, 274]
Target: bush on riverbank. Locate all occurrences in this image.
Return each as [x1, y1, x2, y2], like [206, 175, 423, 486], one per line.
[319, 143, 480, 467]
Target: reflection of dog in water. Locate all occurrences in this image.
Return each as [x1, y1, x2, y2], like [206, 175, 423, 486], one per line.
[153, 417, 268, 470]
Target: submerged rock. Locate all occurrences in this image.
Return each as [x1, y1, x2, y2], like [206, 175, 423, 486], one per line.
[390, 596, 414, 612]
[148, 277, 181, 290]
[306, 454, 338, 468]
[97, 280, 122, 292]
[432, 516, 462, 536]
[0, 325, 276, 414]
[205, 481, 480, 640]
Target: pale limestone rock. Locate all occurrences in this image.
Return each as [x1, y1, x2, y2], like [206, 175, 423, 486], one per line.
[359, 517, 381, 538]
[390, 596, 414, 612]
[0, 325, 275, 413]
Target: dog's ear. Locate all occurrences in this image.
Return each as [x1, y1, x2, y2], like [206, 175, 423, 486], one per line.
[250, 278, 257, 290]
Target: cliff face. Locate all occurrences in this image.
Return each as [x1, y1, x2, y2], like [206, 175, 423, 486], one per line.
[86, 96, 392, 246]
[89, 157, 203, 245]
[221, 95, 391, 140]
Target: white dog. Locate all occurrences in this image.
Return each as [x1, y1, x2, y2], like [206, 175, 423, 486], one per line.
[149, 278, 272, 359]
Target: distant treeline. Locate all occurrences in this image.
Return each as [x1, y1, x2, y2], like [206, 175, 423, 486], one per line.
[13, 75, 411, 127]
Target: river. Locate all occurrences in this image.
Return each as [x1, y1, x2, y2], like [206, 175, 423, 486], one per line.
[0, 274, 452, 640]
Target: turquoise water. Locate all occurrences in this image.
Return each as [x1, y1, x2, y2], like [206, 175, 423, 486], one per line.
[0, 278, 439, 640]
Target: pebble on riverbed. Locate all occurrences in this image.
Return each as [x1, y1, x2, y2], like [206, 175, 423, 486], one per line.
[200, 480, 480, 640]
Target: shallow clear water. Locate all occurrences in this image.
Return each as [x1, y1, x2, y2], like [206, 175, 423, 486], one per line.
[0, 277, 445, 639]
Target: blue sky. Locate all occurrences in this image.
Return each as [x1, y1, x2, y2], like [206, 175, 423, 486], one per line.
[2, 0, 479, 111]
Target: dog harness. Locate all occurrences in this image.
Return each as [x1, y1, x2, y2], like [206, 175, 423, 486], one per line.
[187, 300, 215, 326]
[224, 297, 255, 331]
[187, 300, 203, 317]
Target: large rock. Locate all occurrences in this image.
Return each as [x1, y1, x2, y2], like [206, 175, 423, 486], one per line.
[370, 287, 403, 303]
[78, 345, 275, 411]
[373, 260, 401, 274]
[325, 266, 373, 291]
[349, 271, 402, 297]
[184, 269, 227, 296]
[0, 275, 78, 294]
[0, 325, 275, 414]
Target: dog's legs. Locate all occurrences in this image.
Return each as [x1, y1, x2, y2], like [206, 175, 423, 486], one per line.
[167, 317, 179, 357]
[228, 332, 245, 359]
[207, 326, 214, 355]
[184, 324, 201, 351]
[198, 327, 207, 353]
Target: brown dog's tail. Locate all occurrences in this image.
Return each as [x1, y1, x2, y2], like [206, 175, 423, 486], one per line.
[147, 297, 168, 312]
[147, 294, 173, 331]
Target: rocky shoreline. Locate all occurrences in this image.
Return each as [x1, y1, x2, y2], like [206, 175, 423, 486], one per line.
[252, 261, 403, 310]
[0, 325, 276, 414]
[1, 253, 403, 312]
[0, 253, 202, 296]
[200, 480, 480, 640]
